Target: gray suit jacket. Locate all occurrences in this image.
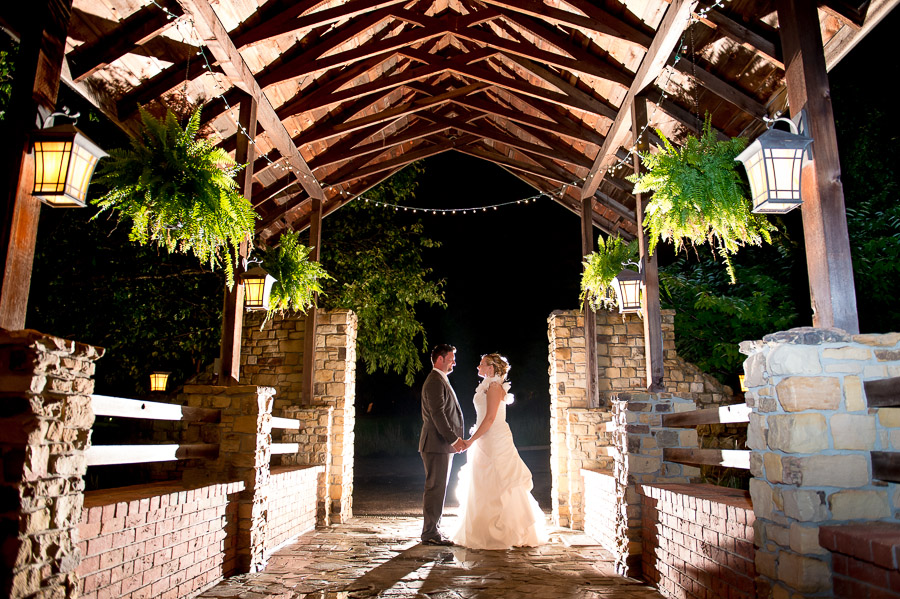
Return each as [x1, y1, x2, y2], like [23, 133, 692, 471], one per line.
[419, 370, 464, 453]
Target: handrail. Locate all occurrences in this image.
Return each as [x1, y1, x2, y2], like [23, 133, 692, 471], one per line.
[271, 416, 301, 429]
[271, 443, 301, 455]
[663, 448, 750, 470]
[86, 443, 219, 466]
[661, 403, 750, 427]
[864, 377, 900, 407]
[91, 395, 220, 422]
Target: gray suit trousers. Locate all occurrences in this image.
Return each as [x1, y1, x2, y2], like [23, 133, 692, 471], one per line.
[420, 451, 454, 541]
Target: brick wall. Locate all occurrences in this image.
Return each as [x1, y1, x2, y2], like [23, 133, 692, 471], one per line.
[265, 466, 321, 554]
[638, 483, 756, 599]
[583, 470, 620, 560]
[820, 523, 900, 598]
[76, 480, 244, 599]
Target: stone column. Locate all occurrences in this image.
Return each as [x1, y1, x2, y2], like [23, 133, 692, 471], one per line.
[312, 310, 357, 523]
[181, 384, 276, 573]
[278, 405, 334, 526]
[742, 328, 900, 598]
[0, 329, 103, 599]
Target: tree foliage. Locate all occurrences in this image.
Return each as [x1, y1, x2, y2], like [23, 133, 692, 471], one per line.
[0, 35, 16, 122]
[580, 235, 638, 311]
[629, 118, 775, 282]
[258, 230, 333, 324]
[319, 164, 447, 385]
[92, 108, 256, 288]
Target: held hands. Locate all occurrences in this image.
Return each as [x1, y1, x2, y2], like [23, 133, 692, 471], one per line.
[452, 438, 473, 452]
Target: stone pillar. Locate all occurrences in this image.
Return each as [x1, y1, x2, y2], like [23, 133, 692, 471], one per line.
[742, 328, 900, 598]
[0, 329, 103, 599]
[608, 392, 700, 576]
[313, 310, 357, 523]
[181, 384, 276, 573]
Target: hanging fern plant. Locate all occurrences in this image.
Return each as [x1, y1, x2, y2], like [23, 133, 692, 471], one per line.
[258, 231, 333, 325]
[91, 107, 256, 288]
[627, 117, 775, 282]
[580, 235, 638, 311]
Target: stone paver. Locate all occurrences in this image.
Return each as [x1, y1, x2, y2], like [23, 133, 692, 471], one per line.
[198, 515, 664, 599]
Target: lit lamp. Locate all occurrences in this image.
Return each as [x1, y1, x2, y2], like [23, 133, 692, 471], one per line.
[612, 267, 644, 313]
[240, 265, 275, 311]
[739, 374, 748, 392]
[735, 117, 813, 214]
[31, 109, 107, 208]
[149, 371, 170, 392]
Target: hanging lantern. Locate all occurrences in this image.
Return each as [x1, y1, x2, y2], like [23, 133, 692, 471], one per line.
[612, 268, 643, 313]
[735, 117, 813, 214]
[739, 374, 748, 392]
[240, 265, 275, 311]
[31, 123, 107, 208]
[149, 371, 170, 392]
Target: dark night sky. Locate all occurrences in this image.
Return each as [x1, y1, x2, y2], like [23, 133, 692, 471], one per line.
[356, 6, 899, 417]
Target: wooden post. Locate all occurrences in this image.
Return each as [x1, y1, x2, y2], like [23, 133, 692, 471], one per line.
[632, 96, 665, 392]
[581, 197, 600, 408]
[302, 197, 322, 404]
[776, 0, 859, 334]
[218, 94, 257, 385]
[0, 0, 74, 330]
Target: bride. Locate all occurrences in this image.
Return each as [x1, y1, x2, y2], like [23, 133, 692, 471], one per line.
[450, 353, 548, 549]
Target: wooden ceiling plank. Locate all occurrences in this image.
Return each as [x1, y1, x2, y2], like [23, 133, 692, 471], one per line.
[234, 0, 412, 48]
[494, 8, 636, 88]
[480, 0, 649, 49]
[455, 26, 632, 87]
[176, 0, 324, 200]
[581, 0, 698, 199]
[817, 0, 869, 28]
[697, 4, 783, 68]
[459, 143, 573, 185]
[309, 121, 450, 170]
[668, 55, 768, 120]
[327, 138, 455, 185]
[117, 58, 217, 119]
[559, 0, 654, 47]
[67, 0, 183, 82]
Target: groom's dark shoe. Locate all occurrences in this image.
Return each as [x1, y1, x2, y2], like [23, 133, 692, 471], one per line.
[422, 536, 455, 546]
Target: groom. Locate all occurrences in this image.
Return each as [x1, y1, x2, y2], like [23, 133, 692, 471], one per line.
[419, 343, 465, 545]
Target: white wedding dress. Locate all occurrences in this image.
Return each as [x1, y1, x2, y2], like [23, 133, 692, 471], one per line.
[450, 376, 548, 549]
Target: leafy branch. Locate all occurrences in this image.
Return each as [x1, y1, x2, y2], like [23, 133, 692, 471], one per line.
[91, 107, 256, 288]
[258, 231, 333, 325]
[628, 117, 775, 282]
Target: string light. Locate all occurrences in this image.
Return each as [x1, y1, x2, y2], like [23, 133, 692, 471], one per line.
[349, 190, 557, 215]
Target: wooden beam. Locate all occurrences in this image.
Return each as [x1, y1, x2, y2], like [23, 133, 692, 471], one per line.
[663, 448, 751, 469]
[0, 0, 73, 331]
[581, 0, 698, 199]
[698, 4, 783, 68]
[175, 0, 324, 200]
[668, 56, 768, 120]
[219, 94, 256, 385]
[632, 96, 664, 392]
[582, 196, 600, 408]
[661, 403, 751, 427]
[864, 377, 900, 408]
[777, 0, 859, 333]
[302, 198, 323, 404]
[86, 444, 219, 466]
[66, 0, 182, 82]
[872, 451, 900, 483]
[91, 395, 221, 422]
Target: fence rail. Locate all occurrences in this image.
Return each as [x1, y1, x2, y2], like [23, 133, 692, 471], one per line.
[663, 448, 750, 469]
[661, 402, 751, 472]
[661, 403, 751, 427]
[86, 443, 219, 466]
[91, 394, 220, 422]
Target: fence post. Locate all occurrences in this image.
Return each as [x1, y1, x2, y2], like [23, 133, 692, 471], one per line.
[182, 384, 276, 573]
[0, 329, 103, 599]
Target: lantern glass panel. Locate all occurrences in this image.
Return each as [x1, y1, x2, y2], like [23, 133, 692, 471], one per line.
[244, 277, 267, 308]
[65, 142, 103, 204]
[33, 140, 72, 195]
[150, 372, 170, 392]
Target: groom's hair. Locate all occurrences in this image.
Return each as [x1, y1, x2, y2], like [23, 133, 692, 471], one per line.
[431, 344, 456, 365]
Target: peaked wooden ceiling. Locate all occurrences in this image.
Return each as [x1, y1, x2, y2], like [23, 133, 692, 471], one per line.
[6, 0, 895, 242]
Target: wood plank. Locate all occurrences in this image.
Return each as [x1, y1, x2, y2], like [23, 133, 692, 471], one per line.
[698, 4, 783, 68]
[175, 0, 325, 200]
[668, 56, 768, 120]
[271, 417, 301, 429]
[663, 448, 751, 469]
[0, 0, 73, 331]
[219, 94, 256, 385]
[661, 403, 751, 427]
[302, 197, 322, 404]
[86, 443, 219, 466]
[633, 96, 664, 392]
[117, 58, 217, 119]
[872, 451, 900, 483]
[581, 0, 698, 199]
[864, 377, 900, 407]
[582, 196, 600, 408]
[271, 443, 302, 455]
[91, 395, 221, 422]
[777, 0, 859, 334]
[67, 0, 182, 82]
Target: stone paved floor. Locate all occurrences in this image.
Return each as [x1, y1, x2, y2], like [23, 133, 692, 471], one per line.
[197, 515, 665, 599]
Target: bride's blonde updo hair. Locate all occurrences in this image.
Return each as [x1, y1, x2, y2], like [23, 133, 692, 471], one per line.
[482, 353, 510, 379]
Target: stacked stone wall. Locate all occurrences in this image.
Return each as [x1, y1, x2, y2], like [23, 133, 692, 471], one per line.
[0, 329, 102, 599]
[638, 483, 756, 599]
[76, 480, 243, 599]
[241, 312, 306, 411]
[742, 328, 900, 597]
